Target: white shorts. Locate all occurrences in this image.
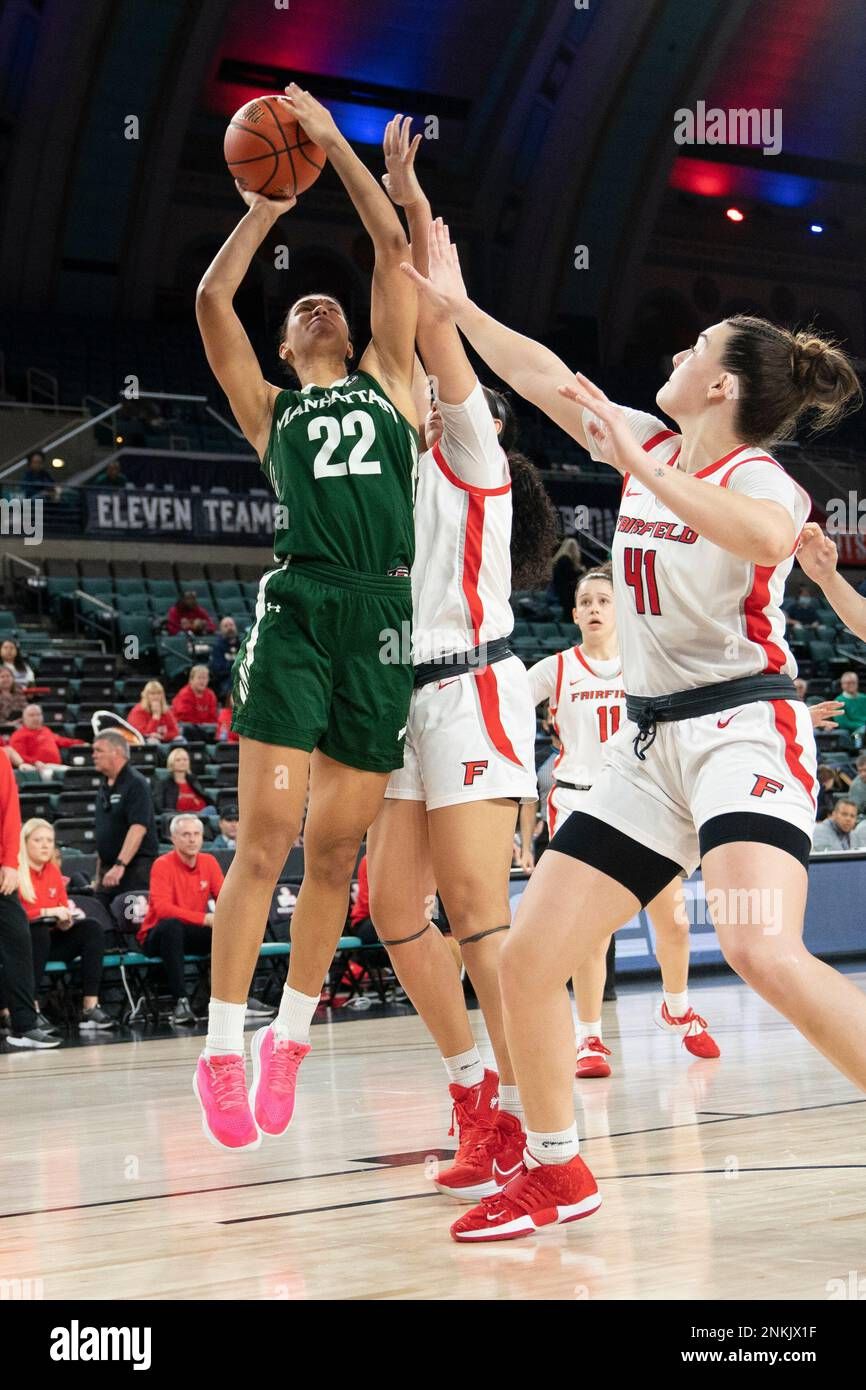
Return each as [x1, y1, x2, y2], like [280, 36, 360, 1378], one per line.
[386, 655, 539, 811]
[547, 783, 591, 838]
[572, 699, 817, 876]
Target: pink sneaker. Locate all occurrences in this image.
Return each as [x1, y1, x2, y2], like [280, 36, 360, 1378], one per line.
[249, 1025, 311, 1136]
[193, 1053, 261, 1151]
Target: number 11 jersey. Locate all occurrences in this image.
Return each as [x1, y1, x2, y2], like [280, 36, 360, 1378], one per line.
[262, 370, 418, 575]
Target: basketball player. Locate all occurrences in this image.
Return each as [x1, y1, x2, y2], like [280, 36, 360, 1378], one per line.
[366, 117, 557, 1201]
[193, 88, 419, 1149]
[528, 562, 719, 1078]
[402, 219, 866, 1242]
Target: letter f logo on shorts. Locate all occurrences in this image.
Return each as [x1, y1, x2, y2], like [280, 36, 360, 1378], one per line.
[462, 759, 489, 786]
[751, 774, 785, 798]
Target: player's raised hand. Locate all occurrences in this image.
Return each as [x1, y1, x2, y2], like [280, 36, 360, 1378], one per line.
[809, 699, 843, 730]
[279, 84, 340, 149]
[400, 218, 469, 319]
[796, 522, 839, 584]
[382, 115, 424, 206]
[557, 374, 637, 476]
[234, 180, 296, 218]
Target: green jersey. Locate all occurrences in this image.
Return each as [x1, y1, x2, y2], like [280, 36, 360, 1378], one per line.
[261, 370, 418, 575]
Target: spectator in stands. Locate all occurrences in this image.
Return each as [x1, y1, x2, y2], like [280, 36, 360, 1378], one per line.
[0, 668, 25, 728]
[1, 639, 34, 688]
[812, 798, 866, 852]
[0, 743, 58, 1047]
[92, 460, 129, 488]
[9, 704, 85, 769]
[816, 765, 844, 822]
[127, 680, 181, 744]
[19, 451, 56, 497]
[209, 617, 240, 698]
[211, 805, 238, 850]
[166, 591, 216, 636]
[153, 746, 217, 819]
[835, 671, 866, 744]
[550, 537, 586, 621]
[349, 852, 377, 945]
[794, 677, 809, 700]
[137, 814, 224, 1025]
[216, 692, 238, 743]
[93, 731, 159, 899]
[786, 584, 820, 629]
[171, 665, 218, 728]
[843, 753, 866, 814]
[19, 818, 116, 1030]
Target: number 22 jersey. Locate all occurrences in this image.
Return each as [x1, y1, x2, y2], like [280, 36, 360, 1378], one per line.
[262, 370, 418, 575]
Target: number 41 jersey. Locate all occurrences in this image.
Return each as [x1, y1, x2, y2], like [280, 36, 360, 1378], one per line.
[262, 370, 418, 574]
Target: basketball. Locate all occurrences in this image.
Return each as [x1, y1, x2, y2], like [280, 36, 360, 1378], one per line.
[224, 95, 326, 200]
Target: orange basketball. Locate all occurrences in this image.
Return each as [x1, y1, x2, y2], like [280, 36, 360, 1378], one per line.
[224, 95, 327, 200]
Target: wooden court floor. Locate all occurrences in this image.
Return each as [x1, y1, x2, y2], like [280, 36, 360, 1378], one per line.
[1, 972, 864, 1301]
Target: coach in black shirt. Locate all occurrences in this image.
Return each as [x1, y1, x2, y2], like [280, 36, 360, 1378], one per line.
[93, 732, 159, 898]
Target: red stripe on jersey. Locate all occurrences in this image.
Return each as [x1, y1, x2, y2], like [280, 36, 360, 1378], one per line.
[462, 492, 486, 642]
[743, 564, 787, 673]
[553, 651, 565, 710]
[770, 701, 815, 807]
[548, 789, 559, 837]
[432, 441, 511, 496]
[642, 429, 676, 453]
[694, 444, 753, 480]
[474, 665, 523, 767]
[551, 653, 565, 774]
[718, 454, 780, 489]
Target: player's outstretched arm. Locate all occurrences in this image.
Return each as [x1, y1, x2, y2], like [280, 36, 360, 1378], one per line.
[401, 219, 591, 448]
[558, 374, 797, 567]
[797, 523, 866, 639]
[280, 87, 417, 419]
[382, 117, 474, 405]
[195, 188, 294, 459]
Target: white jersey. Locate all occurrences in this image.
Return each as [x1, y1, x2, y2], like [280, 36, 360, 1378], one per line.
[412, 382, 513, 663]
[585, 408, 811, 697]
[528, 647, 625, 788]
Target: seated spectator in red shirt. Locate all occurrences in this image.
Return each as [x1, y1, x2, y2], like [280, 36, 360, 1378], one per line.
[138, 815, 224, 1023]
[19, 818, 116, 1030]
[215, 692, 238, 744]
[153, 746, 217, 819]
[9, 705, 86, 768]
[349, 854, 378, 945]
[171, 666, 218, 727]
[166, 591, 216, 636]
[127, 680, 181, 743]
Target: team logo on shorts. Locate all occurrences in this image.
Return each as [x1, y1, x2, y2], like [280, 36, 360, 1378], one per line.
[750, 773, 785, 798]
[462, 759, 489, 786]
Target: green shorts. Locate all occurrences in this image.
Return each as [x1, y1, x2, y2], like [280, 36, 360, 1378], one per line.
[232, 559, 413, 774]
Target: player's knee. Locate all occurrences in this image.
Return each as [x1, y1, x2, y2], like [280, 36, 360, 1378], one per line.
[237, 823, 298, 883]
[443, 877, 506, 937]
[721, 936, 802, 995]
[304, 834, 359, 890]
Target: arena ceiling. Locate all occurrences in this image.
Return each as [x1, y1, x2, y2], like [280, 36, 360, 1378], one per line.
[0, 0, 863, 361]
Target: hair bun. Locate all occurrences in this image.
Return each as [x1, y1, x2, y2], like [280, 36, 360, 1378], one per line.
[790, 332, 834, 398]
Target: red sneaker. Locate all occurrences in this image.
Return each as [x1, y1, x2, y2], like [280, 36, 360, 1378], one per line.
[451, 1153, 601, 1243]
[575, 1036, 612, 1079]
[434, 1068, 500, 1201]
[653, 1001, 721, 1058]
[491, 1111, 527, 1190]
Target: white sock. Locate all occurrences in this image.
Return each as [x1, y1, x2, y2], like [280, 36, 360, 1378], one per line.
[442, 1047, 485, 1089]
[499, 1084, 524, 1124]
[577, 1019, 602, 1044]
[526, 1123, 580, 1165]
[664, 989, 689, 1019]
[274, 984, 320, 1044]
[204, 998, 246, 1056]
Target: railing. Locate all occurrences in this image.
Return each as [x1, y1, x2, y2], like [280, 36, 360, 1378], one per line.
[73, 589, 117, 652]
[3, 551, 44, 618]
[26, 368, 59, 408]
[0, 402, 121, 478]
